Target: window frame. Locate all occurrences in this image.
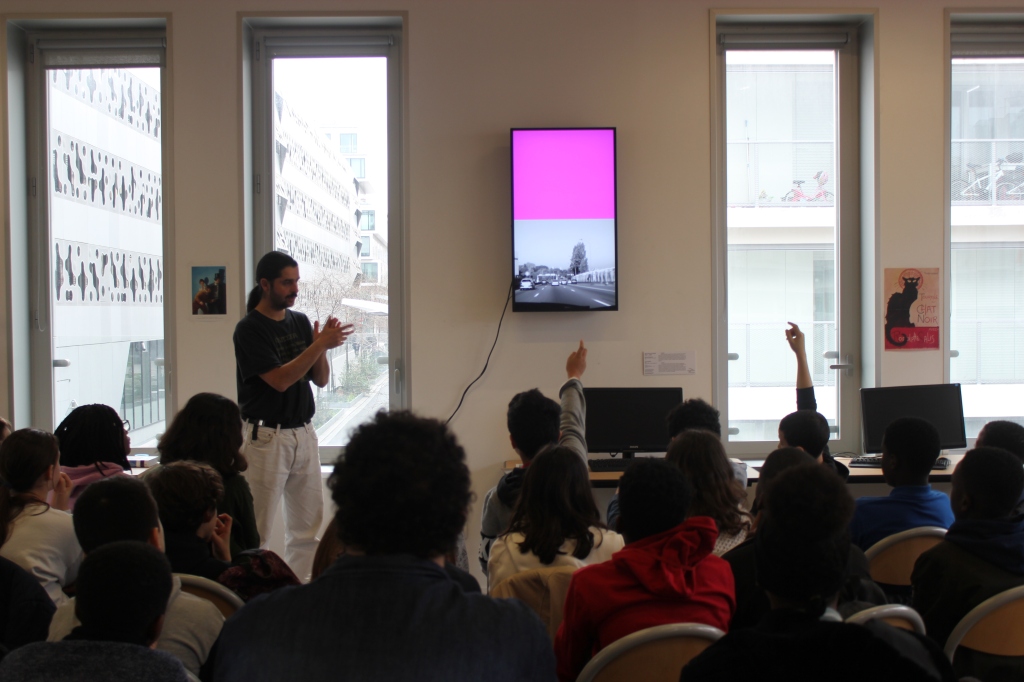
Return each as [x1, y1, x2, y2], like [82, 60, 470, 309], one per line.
[20, 26, 174, 445]
[247, 20, 407, 461]
[945, 14, 1024, 440]
[710, 16, 869, 458]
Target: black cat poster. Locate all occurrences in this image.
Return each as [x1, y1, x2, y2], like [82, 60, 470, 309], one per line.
[883, 267, 940, 350]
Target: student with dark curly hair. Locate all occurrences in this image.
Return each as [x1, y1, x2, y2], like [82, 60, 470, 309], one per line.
[212, 411, 556, 682]
[145, 461, 232, 582]
[488, 445, 624, 590]
[54, 404, 132, 510]
[157, 393, 259, 556]
[0, 429, 81, 606]
[667, 430, 752, 556]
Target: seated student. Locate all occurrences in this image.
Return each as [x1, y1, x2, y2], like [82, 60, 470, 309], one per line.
[157, 393, 260, 557]
[0, 429, 81, 606]
[725, 448, 885, 630]
[54, 404, 133, 511]
[0, 556, 55, 658]
[912, 447, 1024, 681]
[976, 420, 1024, 514]
[145, 461, 233, 581]
[666, 430, 751, 556]
[554, 459, 735, 682]
[0, 541, 188, 682]
[48, 476, 223, 678]
[849, 417, 954, 552]
[782, 322, 849, 481]
[608, 397, 745, 530]
[212, 411, 556, 682]
[479, 341, 588, 573]
[488, 445, 624, 590]
[681, 464, 956, 682]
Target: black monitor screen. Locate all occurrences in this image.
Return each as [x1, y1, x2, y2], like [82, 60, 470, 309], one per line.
[860, 384, 967, 454]
[583, 387, 683, 454]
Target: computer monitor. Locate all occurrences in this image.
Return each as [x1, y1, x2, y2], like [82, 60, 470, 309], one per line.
[583, 387, 683, 455]
[860, 383, 967, 454]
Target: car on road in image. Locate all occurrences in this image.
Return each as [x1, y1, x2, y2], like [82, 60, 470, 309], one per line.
[519, 278, 534, 291]
[551, 279, 559, 286]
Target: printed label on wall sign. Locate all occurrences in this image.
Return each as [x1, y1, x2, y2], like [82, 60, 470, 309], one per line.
[883, 267, 940, 350]
[643, 351, 697, 376]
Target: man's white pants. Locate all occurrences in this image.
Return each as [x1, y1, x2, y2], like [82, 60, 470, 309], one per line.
[242, 422, 323, 581]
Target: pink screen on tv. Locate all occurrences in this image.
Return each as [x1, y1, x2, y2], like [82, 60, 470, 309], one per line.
[512, 129, 615, 220]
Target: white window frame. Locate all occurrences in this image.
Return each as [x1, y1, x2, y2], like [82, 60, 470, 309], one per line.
[945, 15, 1024, 441]
[246, 19, 408, 462]
[710, 16, 874, 458]
[18, 25, 174, 443]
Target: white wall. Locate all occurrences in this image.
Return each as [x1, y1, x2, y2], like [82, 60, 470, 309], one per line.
[2, 0, 1016, 585]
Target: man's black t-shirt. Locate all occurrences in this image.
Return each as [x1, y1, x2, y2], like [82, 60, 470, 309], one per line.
[234, 309, 315, 425]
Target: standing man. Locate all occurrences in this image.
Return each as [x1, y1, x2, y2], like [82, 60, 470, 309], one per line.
[233, 251, 352, 580]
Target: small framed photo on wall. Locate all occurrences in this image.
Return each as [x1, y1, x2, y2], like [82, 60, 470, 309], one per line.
[192, 266, 226, 316]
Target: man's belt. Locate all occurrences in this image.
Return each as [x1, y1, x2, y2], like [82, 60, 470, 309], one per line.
[244, 417, 311, 439]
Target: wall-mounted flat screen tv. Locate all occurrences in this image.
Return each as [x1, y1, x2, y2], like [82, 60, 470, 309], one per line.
[511, 128, 618, 312]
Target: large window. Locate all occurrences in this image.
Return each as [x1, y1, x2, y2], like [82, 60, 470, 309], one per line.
[714, 24, 864, 455]
[949, 22, 1024, 436]
[251, 24, 404, 454]
[25, 32, 167, 444]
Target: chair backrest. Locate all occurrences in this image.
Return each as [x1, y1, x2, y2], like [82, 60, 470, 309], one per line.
[490, 565, 577, 639]
[176, 573, 245, 618]
[944, 584, 1024, 661]
[845, 604, 927, 635]
[576, 623, 724, 682]
[864, 527, 947, 586]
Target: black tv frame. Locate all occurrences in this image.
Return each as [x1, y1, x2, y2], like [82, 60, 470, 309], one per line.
[511, 127, 619, 313]
[860, 383, 967, 454]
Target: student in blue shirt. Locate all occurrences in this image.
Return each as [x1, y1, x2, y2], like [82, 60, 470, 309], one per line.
[849, 417, 954, 552]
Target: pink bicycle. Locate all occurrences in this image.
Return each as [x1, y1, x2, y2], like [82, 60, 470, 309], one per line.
[783, 171, 834, 202]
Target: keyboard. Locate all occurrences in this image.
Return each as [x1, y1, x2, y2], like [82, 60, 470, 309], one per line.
[848, 456, 951, 470]
[588, 458, 634, 473]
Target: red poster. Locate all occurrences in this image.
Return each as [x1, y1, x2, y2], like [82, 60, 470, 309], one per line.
[883, 267, 940, 350]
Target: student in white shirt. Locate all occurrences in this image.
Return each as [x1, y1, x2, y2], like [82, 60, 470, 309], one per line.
[488, 445, 624, 591]
[0, 428, 82, 606]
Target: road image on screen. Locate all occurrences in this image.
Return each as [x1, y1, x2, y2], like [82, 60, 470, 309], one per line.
[512, 128, 617, 312]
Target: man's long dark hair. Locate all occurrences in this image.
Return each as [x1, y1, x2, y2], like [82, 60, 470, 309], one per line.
[247, 251, 298, 313]
[506, 445, 605, 564]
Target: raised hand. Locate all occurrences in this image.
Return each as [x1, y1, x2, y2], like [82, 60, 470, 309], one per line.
[566, 340, 588, 380]
[785, 322, 806, 356]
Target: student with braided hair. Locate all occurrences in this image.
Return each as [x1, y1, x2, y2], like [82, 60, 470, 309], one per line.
[54, 404, 132, 510]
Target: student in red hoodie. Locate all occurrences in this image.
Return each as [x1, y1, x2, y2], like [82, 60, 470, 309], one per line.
[553, 458, 735, 682]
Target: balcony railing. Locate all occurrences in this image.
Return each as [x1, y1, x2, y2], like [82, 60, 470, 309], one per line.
[726, 141, 835, 207]
[728, 321, 837, 388]
[952, 139, 1024, 205]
